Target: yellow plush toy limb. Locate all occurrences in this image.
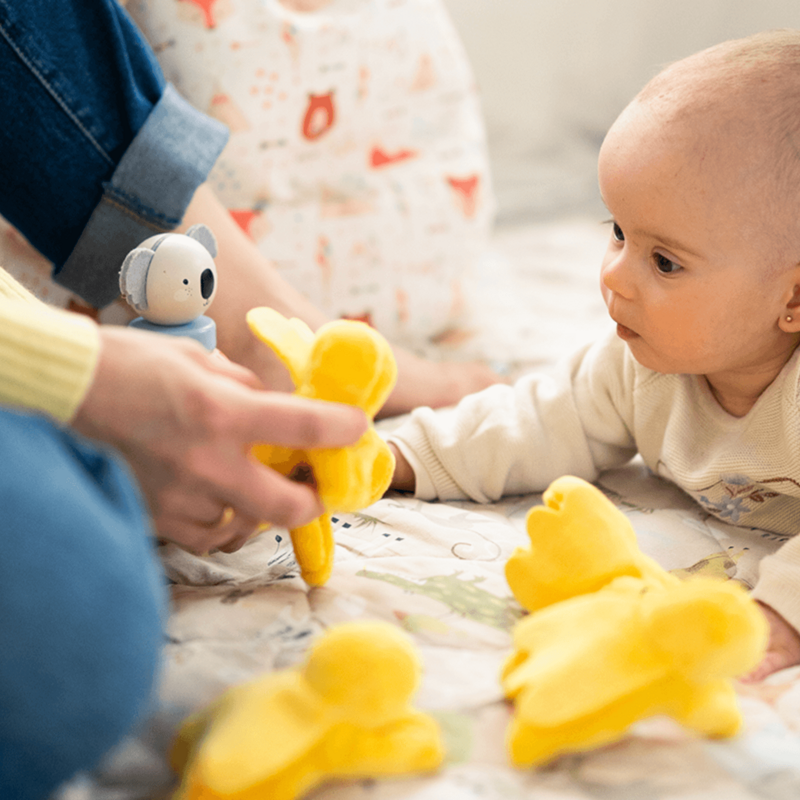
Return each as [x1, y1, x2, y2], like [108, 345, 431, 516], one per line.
[170, 621, 444, 800]
[505, 475, 677, 612]
[246, 308, 397, 586]
[501, 576, 768, 767]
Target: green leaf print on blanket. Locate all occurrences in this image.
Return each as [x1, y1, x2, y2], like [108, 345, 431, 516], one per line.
[358, 569, 524, 631]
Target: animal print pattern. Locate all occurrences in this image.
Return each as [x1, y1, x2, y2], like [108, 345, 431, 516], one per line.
[127, 0, 495, 345]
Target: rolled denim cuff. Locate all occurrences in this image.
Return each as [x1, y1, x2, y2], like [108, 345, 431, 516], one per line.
[56, 85, 229, 308]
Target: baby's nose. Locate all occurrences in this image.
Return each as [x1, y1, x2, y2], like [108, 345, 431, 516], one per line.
[201, 269, 215, 299]
[601, 258, 634, 300]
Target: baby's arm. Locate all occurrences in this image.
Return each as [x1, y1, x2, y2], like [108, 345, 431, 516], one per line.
[382, 335, 638, 505]
[741, 602, 800, 682]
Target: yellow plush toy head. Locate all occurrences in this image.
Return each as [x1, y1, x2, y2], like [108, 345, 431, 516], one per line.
[302, 621, 422, 726]
[505, 475, 675, 612]
[246, 308, 397, 586]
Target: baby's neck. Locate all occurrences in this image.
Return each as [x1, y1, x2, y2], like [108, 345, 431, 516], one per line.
[704, 352, 795, 417]
[705, 381, 761, 417]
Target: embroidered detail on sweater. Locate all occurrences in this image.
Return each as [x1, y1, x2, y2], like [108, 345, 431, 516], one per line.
[691, 474, 800, 524]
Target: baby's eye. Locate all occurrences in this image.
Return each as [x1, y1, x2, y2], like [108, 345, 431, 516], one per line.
[654, 253, 682, 274]
[612, 222, 624, 242]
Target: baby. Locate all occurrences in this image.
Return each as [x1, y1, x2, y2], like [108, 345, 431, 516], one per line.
[388, 29, 800, 681]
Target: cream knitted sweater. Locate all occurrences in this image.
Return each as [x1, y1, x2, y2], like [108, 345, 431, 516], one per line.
[390, 329, 800, 634]
[0, 268, 99, 422]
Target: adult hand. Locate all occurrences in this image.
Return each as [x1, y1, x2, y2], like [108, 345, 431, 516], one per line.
[72, 325, 367, 555]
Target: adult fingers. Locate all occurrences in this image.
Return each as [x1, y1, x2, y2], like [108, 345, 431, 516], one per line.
[223, 389, 369, 450]
[214, 458, 325, 530]
[158, 332, 265, 390]
[155, 491, 229, 527]
[216, 517, 265, 554]
[205, 348, 265, 390]
[202, 509, 263, 554]
[144, 436, 331, 544]
[153, 515, 229, 556]
[154, 508, 264, 556]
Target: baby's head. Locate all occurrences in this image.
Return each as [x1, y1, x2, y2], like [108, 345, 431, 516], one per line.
[598, 30, 800, 404]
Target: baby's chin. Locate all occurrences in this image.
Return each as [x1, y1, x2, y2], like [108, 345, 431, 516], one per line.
[620, 336, 693, 376]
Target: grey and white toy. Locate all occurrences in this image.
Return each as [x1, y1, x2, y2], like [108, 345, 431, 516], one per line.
[119, 224, 219, 350]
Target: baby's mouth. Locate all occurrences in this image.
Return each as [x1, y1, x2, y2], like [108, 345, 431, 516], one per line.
[615, 322, 640, 340]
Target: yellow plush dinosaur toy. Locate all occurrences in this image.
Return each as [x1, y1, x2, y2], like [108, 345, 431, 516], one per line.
[501, 476, 768, 767]
[246, 308, 397, 586]
[170, 621, 444, 799]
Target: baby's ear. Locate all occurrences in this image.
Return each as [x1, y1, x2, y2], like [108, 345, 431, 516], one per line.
[186, 224, 218, 258]
[119, 247, 155, 312]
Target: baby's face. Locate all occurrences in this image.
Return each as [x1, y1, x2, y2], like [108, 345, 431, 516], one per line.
[597, 97, 796, 385]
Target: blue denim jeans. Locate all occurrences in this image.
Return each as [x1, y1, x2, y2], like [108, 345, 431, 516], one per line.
[0, 0, 228, 307]
[0, 409, 168, 800]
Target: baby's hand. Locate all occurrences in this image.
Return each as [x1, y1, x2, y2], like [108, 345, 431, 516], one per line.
[740, 601, 800, 682]
[387, 443, 415, 493]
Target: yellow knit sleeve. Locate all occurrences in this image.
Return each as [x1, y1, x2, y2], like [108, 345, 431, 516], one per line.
[0, 269, 100, 422]
[0, 266, 43, 303]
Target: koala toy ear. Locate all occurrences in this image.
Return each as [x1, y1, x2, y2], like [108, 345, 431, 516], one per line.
[186, 223, 218, 258]
[119, 247, 155, 312]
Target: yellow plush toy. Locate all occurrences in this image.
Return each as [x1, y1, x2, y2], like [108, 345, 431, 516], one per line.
[502, 575, 768, 766]
[501, 476, 768, 767]
[246, 308, 397, 586]
[505, 475, 676, 612]
[170, 621, 444, 799]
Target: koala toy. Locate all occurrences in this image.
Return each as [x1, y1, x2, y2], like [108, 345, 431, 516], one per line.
[119, 224, 218, 350]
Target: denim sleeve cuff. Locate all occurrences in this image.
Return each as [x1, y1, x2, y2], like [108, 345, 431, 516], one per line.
[55, 84, 229, 308]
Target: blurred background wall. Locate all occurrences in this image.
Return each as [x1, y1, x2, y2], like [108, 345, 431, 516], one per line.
[442, 0, 800, 224]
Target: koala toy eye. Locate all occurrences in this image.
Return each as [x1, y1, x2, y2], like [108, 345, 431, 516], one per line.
[201, 268, 215, 299]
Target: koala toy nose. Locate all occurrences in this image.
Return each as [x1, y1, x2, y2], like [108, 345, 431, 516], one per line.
[201, 269, 215, 300]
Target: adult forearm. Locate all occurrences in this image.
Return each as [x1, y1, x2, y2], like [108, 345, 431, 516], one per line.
[180, 184, 328, 390]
